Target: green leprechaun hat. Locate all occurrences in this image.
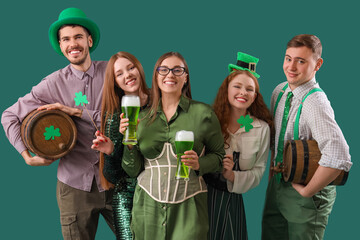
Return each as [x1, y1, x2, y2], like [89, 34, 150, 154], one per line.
[48, 8, 100, 55]
[228, 52, 260, 78]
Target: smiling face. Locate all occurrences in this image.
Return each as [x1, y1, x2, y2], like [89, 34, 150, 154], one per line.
[156, 56, 188, 97]
[283, 46, 323, 90]
[59, 26, 93, 70]
[114, 57, 141, 95]
[227, 73, 257, 113]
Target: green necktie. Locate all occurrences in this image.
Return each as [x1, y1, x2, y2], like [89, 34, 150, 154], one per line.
[275, 91, 293, 182]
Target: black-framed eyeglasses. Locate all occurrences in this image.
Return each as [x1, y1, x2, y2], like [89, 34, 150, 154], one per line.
[156, 66, 186, 76]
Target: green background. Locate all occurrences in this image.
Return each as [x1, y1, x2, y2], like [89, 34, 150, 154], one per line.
[0, 0, 358, 239]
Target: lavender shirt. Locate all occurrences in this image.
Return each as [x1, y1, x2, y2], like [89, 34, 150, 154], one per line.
[1, 61, 107, 192]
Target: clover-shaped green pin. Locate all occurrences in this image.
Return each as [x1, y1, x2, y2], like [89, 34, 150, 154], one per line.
[237, 114, 254, 132]
[73, 91, 99, 132]
[44, 125, 61, 140]
[74, 91, 89, 106]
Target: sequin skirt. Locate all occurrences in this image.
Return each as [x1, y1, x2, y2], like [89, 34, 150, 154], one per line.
[113, 178, 136, 240]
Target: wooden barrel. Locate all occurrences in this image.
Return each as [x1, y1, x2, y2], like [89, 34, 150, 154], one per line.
[283, 140, 348, 186]
[21, 109, 77, 160]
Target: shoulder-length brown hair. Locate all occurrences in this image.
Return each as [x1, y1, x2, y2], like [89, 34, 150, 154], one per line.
[213, 70, 273, 146]
[148, 52, 192, 122]
[99, 51, 150, 190]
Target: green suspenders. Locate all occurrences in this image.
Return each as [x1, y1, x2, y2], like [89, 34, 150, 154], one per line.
[273, 83, 324, 140]
[273, 83, 289, 117]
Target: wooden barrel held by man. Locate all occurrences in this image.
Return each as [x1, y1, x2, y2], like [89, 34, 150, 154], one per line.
[283, 140, 348, 186]
[21, 109, 77, 160]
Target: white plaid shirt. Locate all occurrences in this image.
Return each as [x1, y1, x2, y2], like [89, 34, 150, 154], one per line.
[271, 78, 352, 171]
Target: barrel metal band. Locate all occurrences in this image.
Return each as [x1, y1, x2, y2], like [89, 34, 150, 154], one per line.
[330, 171, 349, 185]
[289, 140, 297, 182]
[340, 172, 349, 185]
[301, 140, 309, 183]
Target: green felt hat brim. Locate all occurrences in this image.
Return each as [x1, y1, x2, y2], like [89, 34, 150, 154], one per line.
[228, 63, 260, 78]
[48, 17, 100, 55]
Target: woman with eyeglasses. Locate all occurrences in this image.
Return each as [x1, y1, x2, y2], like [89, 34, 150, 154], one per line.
[91, 51, 150, 240]
[121, 52, 225, 240]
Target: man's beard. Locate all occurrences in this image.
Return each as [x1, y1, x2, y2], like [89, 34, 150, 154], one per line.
[70, 55, 87, 66]
[66, 46, 89, 66]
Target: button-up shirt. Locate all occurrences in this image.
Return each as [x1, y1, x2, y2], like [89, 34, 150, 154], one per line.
[1, 61, 107, 192]
[226, 117, 270, 193]
[271, 78, 352, 171]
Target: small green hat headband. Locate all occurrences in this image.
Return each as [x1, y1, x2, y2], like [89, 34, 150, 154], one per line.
[228, 52, 260, 78]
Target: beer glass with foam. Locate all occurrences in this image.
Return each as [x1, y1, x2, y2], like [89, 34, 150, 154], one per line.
[121, 95, 140, 145]
[175, 130, 194, 180]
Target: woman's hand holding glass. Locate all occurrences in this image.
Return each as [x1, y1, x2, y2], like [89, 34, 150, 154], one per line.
[181, 150, 200, 170]
[91, 131, 114, 155]
[119, 113, 129, 135]
[119, 112, 140, 150]
[119, 112, 140, 134]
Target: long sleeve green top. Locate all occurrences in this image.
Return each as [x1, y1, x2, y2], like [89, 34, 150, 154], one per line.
[122, 95, 224, 179]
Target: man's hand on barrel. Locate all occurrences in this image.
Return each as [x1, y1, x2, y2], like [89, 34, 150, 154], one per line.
[21, 150, 56, 166]
[37, 103, 82, 117]
[91, 131, 114, 155]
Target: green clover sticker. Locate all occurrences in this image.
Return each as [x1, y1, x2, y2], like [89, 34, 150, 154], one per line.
[74, 91, 89, 106]
[237, 114, 254, 132]
[73, 91, 99, 132]
[44, 125, 61, 140]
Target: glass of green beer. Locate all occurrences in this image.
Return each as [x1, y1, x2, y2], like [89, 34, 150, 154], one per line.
[121, 95, 140, 145]
[175, 130, 194, 180]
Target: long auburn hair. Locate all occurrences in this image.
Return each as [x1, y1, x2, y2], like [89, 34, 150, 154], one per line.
[213, 70, 273, 147]
[148, 52, 192, 122]
[99, 51, 150, 190]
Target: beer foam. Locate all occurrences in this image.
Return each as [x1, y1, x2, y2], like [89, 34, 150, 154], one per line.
[121, 95, 140, 107]
[175, 130, 194, 141]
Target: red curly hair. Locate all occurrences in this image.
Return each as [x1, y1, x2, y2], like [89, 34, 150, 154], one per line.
[213, 70, 273, 147]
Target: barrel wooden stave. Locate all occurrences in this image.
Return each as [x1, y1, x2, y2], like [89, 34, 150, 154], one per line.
[283, 140, 348, 186]
[21, 110, 77, 160]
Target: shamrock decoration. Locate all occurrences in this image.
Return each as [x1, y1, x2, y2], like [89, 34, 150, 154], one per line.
[44, 125, 61, 140]
[74, 91, 89, 106]
[237, 114, 254, 132]
[73, 91, 99, 132]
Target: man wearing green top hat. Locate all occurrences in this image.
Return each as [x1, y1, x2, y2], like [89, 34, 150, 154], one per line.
[1, 8, 114, 239]
[261, 34, 352, 239]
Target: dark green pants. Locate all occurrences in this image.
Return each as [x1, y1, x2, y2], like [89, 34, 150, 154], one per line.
[262, 177, 336, 240]
[56, 180, 115, 240]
